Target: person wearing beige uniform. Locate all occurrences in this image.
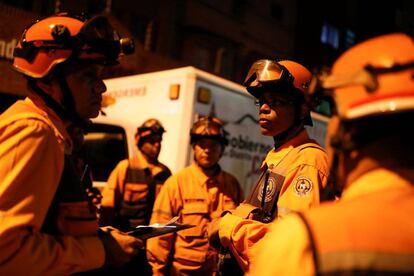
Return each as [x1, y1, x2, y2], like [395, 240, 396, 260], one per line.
[100, 118, 171, 275]
[101, 118, 171, 230]
[147, 116, 243, 275]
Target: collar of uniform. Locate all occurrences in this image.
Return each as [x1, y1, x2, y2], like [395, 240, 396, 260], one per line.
[342, 168, 414, 200]
[130, 150, 167, 177]
[277, 129, 310, 151]
[25, 97, 72, 153]
[190, 163, 223, 186]
[130, 150, 149, 170]
[262, 129, 310, 169]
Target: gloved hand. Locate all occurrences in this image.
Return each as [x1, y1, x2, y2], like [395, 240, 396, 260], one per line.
[99, 226, 143, 267]
[232, 203, 259, 219]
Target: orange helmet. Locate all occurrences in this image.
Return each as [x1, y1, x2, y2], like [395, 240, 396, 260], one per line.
[243, 59, 312, 96]
[318, 33, 414, 120]
[190, 116, 228, 145]
[135, 118, 165, 147]
[13, 13, 134, 78]
[244, 59, 313, 125]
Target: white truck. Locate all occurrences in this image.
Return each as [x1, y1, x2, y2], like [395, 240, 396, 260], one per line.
[83, 66, 328, 196]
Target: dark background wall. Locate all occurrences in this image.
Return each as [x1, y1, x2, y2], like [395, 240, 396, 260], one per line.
[0, 0, 413, 109]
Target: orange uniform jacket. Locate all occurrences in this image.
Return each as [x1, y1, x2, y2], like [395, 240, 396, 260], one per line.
[250, 168, 414, 275]
[147, 163, 243, 275]
[101, 151, 171, 229]
[0, 98, 104, 275]
[219, 129, 328, 271]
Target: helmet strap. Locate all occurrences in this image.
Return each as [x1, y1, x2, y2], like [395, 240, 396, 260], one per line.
[323, 150, 342, 199]
[28, 78, 69, 120]
[27, 76, 88, 129]
[273, 101, 311, 148]
[273, 121, 304, 149]
[57, 73, 90, 128]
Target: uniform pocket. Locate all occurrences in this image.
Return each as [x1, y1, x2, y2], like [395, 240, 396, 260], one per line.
[123, 183, 148, 204]
[179, 200, 209, 238]
[56, 201, 99, 236]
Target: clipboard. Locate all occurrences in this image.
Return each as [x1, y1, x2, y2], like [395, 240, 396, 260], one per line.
[127, 222, 194, 239]
[126, 216, 194, 240]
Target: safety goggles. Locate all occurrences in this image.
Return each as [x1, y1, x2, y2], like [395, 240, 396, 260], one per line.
[243, 59, 294, 89]
[254, 97, 295, 108]
[139, 123, 165, 136]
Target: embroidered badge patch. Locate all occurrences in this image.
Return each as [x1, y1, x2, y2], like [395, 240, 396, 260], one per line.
[257, 176, 276, 203]
[294, 176, 313, 196]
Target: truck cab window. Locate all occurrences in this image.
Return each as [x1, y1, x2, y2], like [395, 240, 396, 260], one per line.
[83, 123, 128, 184]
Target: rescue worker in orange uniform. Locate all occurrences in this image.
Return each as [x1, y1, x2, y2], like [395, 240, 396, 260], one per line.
[100, 118, 171, 230]
[147, 116, 244, 275]
[209, 60, 329, 273]
[249, 33, 414, 275]
[0, 13, 142, 275]
[100, 118, 171, 275]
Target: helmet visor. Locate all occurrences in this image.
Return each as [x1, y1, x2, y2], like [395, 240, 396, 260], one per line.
[190, 116, 228, 145]
[79, 15, 134, 63]
[81, 15, 119, 42]
[243, 59, 293, 88]
[191, 116, 224, 135]
[139, 120, 166, 136]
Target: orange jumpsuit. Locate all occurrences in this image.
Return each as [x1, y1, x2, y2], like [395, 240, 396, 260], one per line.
[218, 129, 328, 271]
[147, 163, 243, 275]
[100, 151, 171, 229]
[0, 98, 104, 275]
[250, 168, 414, 275]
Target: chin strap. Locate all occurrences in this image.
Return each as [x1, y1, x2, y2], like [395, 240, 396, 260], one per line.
[321, 151, 342, 201]
[28, 77, 90, 129]
[321, 123, 354, 200]
[273, 121, 305, 149]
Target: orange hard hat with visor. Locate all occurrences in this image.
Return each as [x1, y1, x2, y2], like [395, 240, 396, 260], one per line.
[244, 59, 313, 126]
[310, 33, 414, 121]
[190, 116, 228, 146]
[13, 13, 134, 78]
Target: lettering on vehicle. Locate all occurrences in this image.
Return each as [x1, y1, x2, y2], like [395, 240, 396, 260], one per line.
[106, 86, 147, 98]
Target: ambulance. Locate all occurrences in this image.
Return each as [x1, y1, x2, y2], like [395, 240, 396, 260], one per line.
[83, 66, 329, 196]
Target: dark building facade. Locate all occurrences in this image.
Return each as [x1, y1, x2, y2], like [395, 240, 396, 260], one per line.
[295, 0, 414, 70]
[0, 0, 412, 111]
[0, 0, 298, 86]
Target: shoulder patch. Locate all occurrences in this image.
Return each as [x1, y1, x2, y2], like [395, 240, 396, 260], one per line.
[293, 176, 313, 196]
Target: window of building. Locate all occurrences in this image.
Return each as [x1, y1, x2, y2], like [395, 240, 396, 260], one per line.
[320, 21, 339, 49]
[345, 29, 356, 49]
